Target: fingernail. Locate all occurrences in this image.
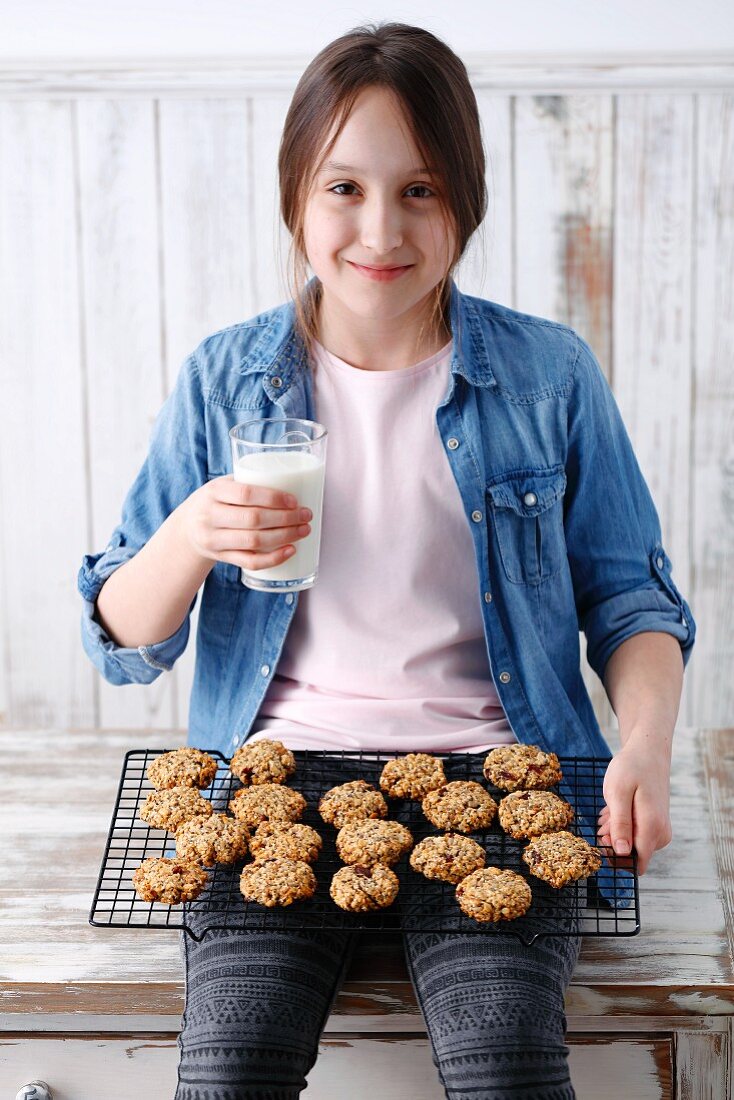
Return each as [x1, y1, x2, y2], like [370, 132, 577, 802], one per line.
[614, 840, 630, 855]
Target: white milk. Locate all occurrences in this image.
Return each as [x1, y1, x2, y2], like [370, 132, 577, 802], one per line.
[234, 449, 326, 583]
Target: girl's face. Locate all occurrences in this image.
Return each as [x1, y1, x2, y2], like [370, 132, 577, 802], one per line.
[303, 85, 456, 328]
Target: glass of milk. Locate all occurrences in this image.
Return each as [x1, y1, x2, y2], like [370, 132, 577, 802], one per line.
[229, 418, 327, 592]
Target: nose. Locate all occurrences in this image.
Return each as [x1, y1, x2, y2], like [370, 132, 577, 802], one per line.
[358, 193, 403, 255]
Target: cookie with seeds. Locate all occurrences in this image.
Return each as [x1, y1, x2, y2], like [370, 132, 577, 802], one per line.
[421, 781, 498, 834]
[318, 780, 388, 829]
[132, 856, 208, 904]
[139, 786, 213, 833]
[522, 830, 603, 888]
[456, 866, 532, 922]
[146, 747, 218, 791]
[409, 832, 486, 884]
[336, 819, 414, 867]
[249, 822, 323, 864]
[330, 863, 399, 912]
[229, 783, 306, 827]
[379, 753, 447, 801]
[174, 813, 249, 866]
[239, 857, 317, 907]
[498, 790, 575, 839]
[230, 738, 296, 786]
[482, 744, 562, 792]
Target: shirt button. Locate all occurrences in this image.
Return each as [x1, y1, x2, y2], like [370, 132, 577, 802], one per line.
[484, 592, 493, 603]
[499, 671, 511, 684]
[447, 437, 459, 450]
[232, 734, 241, 747]
[656, 556, 664, 569]
[523, 492, 538, 507]
[261, 664, 270, 677]
[471, 510, 483, 523]
[285, 593, 294, 605]
[270, 376, 283, 388]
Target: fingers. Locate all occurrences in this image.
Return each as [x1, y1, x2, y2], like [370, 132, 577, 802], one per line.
[211, 475, 297, 511]
[596, 803, 635, 870]
[207, 521, 311, 555]
[210, 499, 311, 532]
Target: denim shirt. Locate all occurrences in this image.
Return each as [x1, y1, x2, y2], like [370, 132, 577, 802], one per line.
[78, 277, 696, 907]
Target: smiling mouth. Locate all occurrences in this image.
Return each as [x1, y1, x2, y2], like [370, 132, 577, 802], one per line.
[355, 263, 409, 270]
[347, 261, 414, 281]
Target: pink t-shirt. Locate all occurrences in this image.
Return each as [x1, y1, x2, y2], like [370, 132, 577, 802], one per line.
[248, 335, 518, 754]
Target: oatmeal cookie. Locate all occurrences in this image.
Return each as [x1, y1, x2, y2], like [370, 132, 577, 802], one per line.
[409, 832, 486, 884]
[139, 786, 213, 833]
[239, 857, 317, 907]
[379, 753, 447, 801]
[174, 813, 249, 866]
[132, 856, 208, 904]
[249, 822, 323, 864]
[146, 747, 218, 791]
[497, 790, 575, 839]
[456, 866, 532, 922]
[330, 863, 400, 912]
[336, 819, 414, 867]
[421, 781, 498, 833]
[318, 780, 388, 829]
[230, 738, 296, 786]
[482, 744, 562, 792]
[229, 783, 306, 827]
[522, 830, 603, 888]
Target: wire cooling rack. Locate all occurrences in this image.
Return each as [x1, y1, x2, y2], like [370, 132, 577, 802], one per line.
[89, 748, 640, 947]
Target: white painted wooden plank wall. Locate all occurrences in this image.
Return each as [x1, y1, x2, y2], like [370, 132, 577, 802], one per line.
[0, 59, 732, 733]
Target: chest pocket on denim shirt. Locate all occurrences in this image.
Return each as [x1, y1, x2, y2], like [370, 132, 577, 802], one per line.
[485, 466, 567, 585]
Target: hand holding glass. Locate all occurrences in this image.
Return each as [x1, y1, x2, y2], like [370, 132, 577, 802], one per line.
[229, 418, 327, 592]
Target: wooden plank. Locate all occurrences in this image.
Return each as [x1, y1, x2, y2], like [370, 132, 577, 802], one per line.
[0, 727, 732, 1020]
[157, 98, 255, 729]
[157, 97, 253, 372]
[674, 1026, 730, 1099]
[691, 95, 734, 732]
[0, 56, 732, 96]
[513, 93, 615, 729]
[0, 1032, 677, 1100]
[1, 1010, 729, 1036]
[514, 94, 614, 352]
[613, 94, 695, 726]
[702, 728, 734, 964]
[456, 92, 513, 306]
[0, 102, 95, 729]
[76, 97, 176, 731]
[0, 1034, 180, 1099]
[250, 93, 292, 312]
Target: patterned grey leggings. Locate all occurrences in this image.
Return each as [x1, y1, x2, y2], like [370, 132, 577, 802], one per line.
[175, 919, 581, 1099]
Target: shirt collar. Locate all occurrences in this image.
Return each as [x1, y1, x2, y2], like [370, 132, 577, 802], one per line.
[240, 275, 497, 390]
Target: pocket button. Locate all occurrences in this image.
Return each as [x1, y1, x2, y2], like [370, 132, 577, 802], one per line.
[523, 492, 538, 506]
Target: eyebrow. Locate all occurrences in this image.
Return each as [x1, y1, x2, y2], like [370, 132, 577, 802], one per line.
[318, 160, 436, 175]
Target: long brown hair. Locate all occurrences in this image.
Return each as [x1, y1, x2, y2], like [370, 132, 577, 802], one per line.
[277, 21, 487, 367]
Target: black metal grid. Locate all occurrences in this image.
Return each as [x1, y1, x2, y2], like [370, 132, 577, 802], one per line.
[89, 748, 640, 947]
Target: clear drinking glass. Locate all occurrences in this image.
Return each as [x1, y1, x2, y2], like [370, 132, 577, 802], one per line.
[229, 418, 328, 592]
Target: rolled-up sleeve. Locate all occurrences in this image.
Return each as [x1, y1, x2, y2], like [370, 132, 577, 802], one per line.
[564, 333, 696, 683]
[77, 352, 206, 686]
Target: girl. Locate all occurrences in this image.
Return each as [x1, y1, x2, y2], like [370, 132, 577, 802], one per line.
[78, 22, 696, 1100]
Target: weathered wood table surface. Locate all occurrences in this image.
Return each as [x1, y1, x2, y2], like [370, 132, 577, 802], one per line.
[1, 726, 732, 1098]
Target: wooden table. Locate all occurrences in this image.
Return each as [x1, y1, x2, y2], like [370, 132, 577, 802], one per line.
[1, 727, 732, 1098]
